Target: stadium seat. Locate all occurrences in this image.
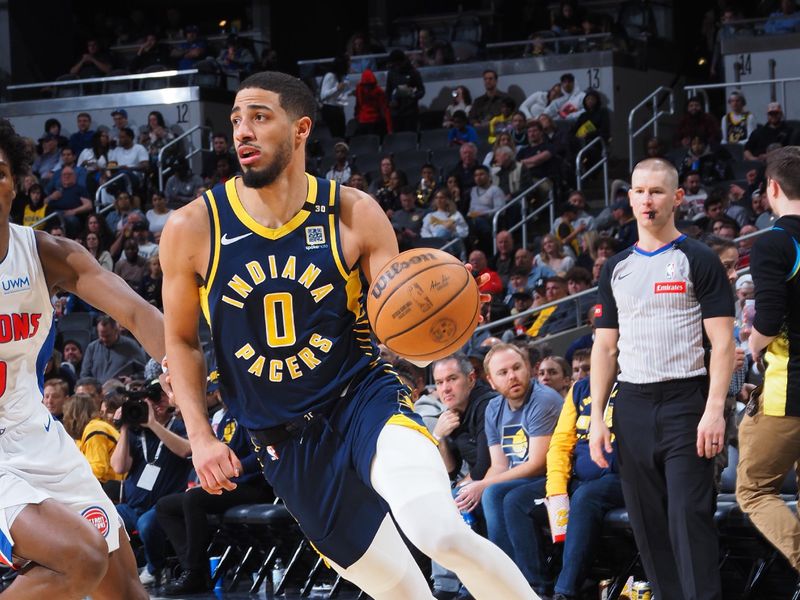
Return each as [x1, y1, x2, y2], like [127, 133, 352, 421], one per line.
[392, 149, 430, 177]
[348, 134, 381, 157]
[382, 131, 419, 153]
[420, 128, 452, 151]
[732, 160, 764, 180]
[139, 65, 171, 91]
[452, 15, 482, 43]
[431, 148, 460, 171]
[53, 74, 81, 98]
[721, 143, 745, 163]
[57, 312, 95, 334]
[352, 153, 381, 177]
[102, 69, 132, 94]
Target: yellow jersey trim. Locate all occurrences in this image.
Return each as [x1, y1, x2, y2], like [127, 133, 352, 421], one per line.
[386, 413, 438, 446]
[226, 174, 316, 240]
[763, 336, 790, 416]
[200, 189, 223, 325]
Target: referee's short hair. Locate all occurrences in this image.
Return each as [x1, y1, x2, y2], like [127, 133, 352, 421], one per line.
[766, 146, 800, 200]
[632, 157, 679, 190]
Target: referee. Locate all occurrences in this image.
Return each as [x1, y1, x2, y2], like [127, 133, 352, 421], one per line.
[589, 158, 735, 600]
[737, 146, 800, 574]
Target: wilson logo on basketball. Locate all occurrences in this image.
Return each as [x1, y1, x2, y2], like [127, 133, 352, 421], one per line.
[81, 506, 110, 537]
[654, 281, 687, 294]
[370, 252, 438, 300]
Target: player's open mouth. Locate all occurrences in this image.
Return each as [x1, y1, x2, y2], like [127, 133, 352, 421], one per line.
[238, 146, 262, 165]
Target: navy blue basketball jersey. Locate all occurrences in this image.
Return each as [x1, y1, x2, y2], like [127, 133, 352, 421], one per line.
[201, 175, 379, 429]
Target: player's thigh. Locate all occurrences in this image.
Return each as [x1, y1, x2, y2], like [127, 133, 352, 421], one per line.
[11, 499, 108, 576]
[92, 527, 148, 600]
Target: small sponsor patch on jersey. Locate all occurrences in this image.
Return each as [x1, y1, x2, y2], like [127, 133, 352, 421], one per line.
[305, 226, 326, 246]
[81, 506, 110, 538]
[654, 281, 687, 294]
[594, 304, 603, 317]
[0, 275, 30, 295]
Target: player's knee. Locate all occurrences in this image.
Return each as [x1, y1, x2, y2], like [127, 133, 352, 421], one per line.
[415, 527, 471, 564]
[64, 531, 109, 593]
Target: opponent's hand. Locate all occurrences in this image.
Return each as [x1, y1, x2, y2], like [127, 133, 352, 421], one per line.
[192, 435, 242, 495]
[433, 409, 460, 441]
[464, 262, 492, 322]
[697, 408, 725, 459]
[589, 419, 613, 468]
[455, 480, 485, 513]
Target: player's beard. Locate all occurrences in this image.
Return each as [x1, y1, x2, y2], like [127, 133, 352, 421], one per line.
[242, 134, 293, 188]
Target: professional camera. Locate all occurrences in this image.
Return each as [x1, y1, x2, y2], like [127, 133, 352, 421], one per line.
[116, 380, 163, 428]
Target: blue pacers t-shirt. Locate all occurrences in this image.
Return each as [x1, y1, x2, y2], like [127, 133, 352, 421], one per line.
[484, 379, 563, 468]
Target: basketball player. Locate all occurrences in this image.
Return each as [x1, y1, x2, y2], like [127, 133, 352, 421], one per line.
[160, 72, 536, 599]
[0, 118, 158, 599]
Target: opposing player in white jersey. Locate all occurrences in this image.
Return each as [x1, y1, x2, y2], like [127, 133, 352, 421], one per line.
[0, 119, 161, 599]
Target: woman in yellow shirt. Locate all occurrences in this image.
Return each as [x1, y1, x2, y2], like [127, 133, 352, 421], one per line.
[62, 393, 124, 483]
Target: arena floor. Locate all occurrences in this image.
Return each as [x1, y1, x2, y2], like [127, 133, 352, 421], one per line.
[150, 587, 362, 599]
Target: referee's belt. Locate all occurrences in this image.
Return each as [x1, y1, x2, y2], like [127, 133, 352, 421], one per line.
[247, 370, 364, 448]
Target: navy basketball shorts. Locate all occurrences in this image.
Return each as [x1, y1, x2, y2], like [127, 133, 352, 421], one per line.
[253, 365, 434, 568]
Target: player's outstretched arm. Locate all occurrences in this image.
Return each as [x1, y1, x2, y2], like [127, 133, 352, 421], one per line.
[36, 230, 165, 361]
[160, 201, 242, 494]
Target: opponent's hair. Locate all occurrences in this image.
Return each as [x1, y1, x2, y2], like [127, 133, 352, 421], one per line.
[632, 157, 679, 191]
[0, 118, 34, 180]
[238, 71, 317, 122]
[765, 145, 800, 200]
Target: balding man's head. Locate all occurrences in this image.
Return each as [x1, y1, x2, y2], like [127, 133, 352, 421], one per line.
[631, 158, 679, 192]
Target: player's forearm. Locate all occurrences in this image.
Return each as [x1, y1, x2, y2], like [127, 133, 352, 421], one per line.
[590, 345, 616, 422]
[123, 303, 166, 363]
[707, 335, 735, 412]
[167, 338, 215, 443]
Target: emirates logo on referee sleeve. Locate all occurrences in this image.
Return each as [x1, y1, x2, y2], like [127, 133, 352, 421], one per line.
[594, 304, 603, 317]
[654, 281, 687, 294]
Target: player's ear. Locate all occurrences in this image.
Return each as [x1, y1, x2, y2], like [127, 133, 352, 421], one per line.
[295, 116, 313, 140]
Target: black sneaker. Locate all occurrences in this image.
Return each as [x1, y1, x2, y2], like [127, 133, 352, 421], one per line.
[161, 569, 213, 596]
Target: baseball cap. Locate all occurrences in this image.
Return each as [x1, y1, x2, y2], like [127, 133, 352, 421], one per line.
[511, 290, 533, 301]
[207, 368, 220, 393]
[334, 141, 350, 152]
[767, 102, 783, 114]
[111, 108, 128, 118]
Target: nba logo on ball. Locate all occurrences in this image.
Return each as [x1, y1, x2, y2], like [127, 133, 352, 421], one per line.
[81, 506, 110, 537]
[430, 318, 457, 343]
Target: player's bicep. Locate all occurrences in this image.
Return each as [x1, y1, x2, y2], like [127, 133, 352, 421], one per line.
[353, 193, 400, 284]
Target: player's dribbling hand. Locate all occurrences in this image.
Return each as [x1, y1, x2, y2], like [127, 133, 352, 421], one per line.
[193, 435, 243, 495]
[464, 263, 492, 322]
[589, 420, 613, 468]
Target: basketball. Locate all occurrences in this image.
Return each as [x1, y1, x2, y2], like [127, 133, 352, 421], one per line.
[367, 248, 481, 362]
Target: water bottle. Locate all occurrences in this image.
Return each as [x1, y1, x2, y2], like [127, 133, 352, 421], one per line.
[271, 557, 286, 593]
[461, 510, 476, 528]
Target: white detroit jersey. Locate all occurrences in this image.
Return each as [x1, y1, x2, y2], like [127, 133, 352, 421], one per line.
[0, 224, 119, 566]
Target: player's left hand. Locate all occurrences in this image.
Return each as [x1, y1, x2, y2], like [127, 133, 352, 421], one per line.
[455, 480, 485, 513]
[192, 435, 242, 495]
[696, 408, 725, 459]
[464, 263, 492, 322]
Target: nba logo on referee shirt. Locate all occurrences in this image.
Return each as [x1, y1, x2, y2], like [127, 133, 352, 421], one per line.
[666, 261, 675, 280]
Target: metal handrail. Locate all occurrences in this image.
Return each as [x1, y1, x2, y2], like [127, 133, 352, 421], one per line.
[29, 211, 61, 231]
[486, 32, 612, 50]
[685, 77, 800, 117]
[627, 86, 675, 172]
[297, 49, 421, 68]
[7, 69, 199, 91]
[491, 178, 553, 254]
[95, 171, 134, 210]
[110, 30, 266, 53]
[575, 137, 609, 206]
[157, 126, 212, 191]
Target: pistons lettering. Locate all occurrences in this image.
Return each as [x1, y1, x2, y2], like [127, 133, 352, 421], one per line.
[654, 281, 687, 294]
[81, 506, 110, 537]
[0, 313, 41, 343]
[370, 252, 437, 300]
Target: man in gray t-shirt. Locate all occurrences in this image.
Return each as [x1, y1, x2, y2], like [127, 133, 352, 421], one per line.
[454, 343, 563, 595]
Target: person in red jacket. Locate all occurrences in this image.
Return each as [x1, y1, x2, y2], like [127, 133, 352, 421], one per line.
[468, 249, 504, 297]
[354, 69, 393, 136]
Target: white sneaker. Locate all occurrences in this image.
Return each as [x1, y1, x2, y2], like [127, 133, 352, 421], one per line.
[139, 568, 157, 587]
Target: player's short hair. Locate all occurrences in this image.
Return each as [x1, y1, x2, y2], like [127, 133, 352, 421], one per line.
[0, 118, 33, 179]
[238, 71, 317, 123]
[432, 353, 474, 378]
[766, 145, 800, 200]
[44, 378, 69, 396]
[483, 343, 529, 375]
[632, 157, 679, 191]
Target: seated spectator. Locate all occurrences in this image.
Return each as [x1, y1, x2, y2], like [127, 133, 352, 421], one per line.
[448, 142, 480, 211]
[468, 249, 504, 297]
[354, 69, 393, 136]
[48, 146, 88, 193]
[110, 109, 138, 147]
[443, 86, 473, 128]
[492, 145, 530, 202]
[552, 0, 584, 35]
[514, 247, 556, 291]
[43, 166, 92, 236]
[565, 265, 596, 316]
[69, 38, 112, 78]
[705, 186, 748, 228]
[415, 163, 438, 209]
[565, 307, 596, 364]
[483, 132, 516, 168]
[216, 34, 255, 75]
[454, 344, 561, 597]
[535, 377, 623, 599]
[69, 112, 95, 156]
[722, 91, 756, 145]
[62, 340, 85, 376]
[164, 157, 203, 207]
[674, 97, 721, 148]
[110, 385, 192, 587]
[545, 73, 585, 120]
[488, 97, 517, 144]
[139, 110, 175, 166]
[502, 267, 531, 307]
[745, 102, 793, 162]
[490, 230, 516, 285]
[611, 199, 638, 251]
[764, 0, 800, 34]
[429, 354, 498, 598]
[319, 55, 351, 139]
[171, 25, 207, 70]
[468, 165, 506, 253]
[325, 141, 352, 184]
[62, 393, 124, 484]
[538, 268, 593, 338]
[711, 215, 740, 240]
[571, 348, 592, 383]
[526, 276, 569, 338]
[22, 183, 49, 229]
[678, 135, 733, 184]
[145, 191, 173, 241]
[517, 122, 558, 186]
[43, 378, 69, 420]
[129, 32, 170, 73]
[81, 316, 148, 382]
[106, 190, 146, 233]
[421, 188, 469, 257]
[201, 133, 236, 180]
[680, 170, 708, 219]
[644, 136, 665, 159]
[469, 69, 511, 126]
[509, 111, 529, 151]
[534, 234, 575, 276]
[391, 187, 425, 251]
[156, 387, 272, 595]
[552, 203, 584, 257]
[84, 231, 114, 271]
[32, 133, 61, 183]
[751, 185, 777, 229]
[376, 169, 406, 215]
[367, 156, 394, 197]
[115, 238, 148, 289]
[108, 127, 150, 191]
[78, 130, 110, 191]
[346, 171, 367, 191]
[131, 220, 159, 259]
[572, 89, 610, 147]
[448, 110, 479, 147]
[520, 84, 562, 120]
[537, 355, 572, 397]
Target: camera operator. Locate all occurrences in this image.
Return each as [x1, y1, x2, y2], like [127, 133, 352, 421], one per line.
[110, 381, 192, 588]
